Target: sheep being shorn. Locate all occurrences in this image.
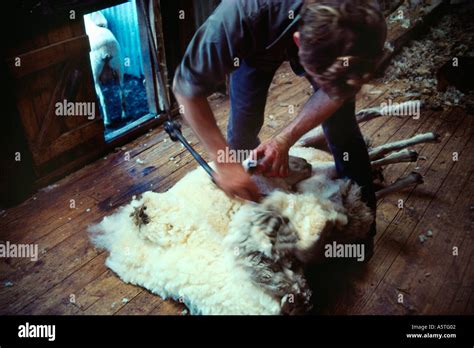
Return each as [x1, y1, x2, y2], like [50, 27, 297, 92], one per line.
[89, 127, 437, 315]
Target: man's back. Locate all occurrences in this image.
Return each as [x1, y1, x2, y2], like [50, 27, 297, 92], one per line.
[173, 0, 304, 98]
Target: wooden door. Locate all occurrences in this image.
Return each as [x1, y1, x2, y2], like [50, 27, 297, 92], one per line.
[5, 19, 106, 185]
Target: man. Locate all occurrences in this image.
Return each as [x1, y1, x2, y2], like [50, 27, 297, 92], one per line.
[173, 0, 387, 242]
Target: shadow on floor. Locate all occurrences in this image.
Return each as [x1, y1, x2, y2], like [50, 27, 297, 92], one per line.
[306, 258, 371, 314]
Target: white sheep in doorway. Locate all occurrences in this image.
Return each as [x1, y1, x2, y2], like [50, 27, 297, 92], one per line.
[84, 12, 127, 126]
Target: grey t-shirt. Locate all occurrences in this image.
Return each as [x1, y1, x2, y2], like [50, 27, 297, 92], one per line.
[172, 0, 304, 97]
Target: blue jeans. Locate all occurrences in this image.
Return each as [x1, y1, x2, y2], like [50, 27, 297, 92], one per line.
[227, 60, 376, 233]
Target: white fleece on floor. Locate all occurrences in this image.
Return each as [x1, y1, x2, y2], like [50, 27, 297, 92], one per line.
[89, 146, 364, 315]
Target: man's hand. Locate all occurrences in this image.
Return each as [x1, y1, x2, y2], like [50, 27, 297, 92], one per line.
[252, 135, 291, 177]
[213, 162, 262, 202]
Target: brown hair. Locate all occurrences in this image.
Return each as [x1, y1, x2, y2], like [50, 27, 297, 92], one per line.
[299, 0, 387, 99]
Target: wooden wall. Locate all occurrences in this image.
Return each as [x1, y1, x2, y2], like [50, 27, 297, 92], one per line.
[6, 18, 105, 176]
[1, 1, 126, 207]
[1, 0, 216, 208]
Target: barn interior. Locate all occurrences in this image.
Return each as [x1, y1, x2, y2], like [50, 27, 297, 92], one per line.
[1, 0, 473, 316]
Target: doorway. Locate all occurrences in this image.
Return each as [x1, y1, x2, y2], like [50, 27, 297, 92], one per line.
[84, 0, 165, 142]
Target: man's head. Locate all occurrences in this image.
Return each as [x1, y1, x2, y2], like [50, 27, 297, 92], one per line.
[294, 0, 387, 99]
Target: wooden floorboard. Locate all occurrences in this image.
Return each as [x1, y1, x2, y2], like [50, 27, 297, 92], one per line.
[0, 63, 472, 315]
[360, 121, 473, 315]
[346, 111, 472, 314]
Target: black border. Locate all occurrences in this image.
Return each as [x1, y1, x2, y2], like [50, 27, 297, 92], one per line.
[0, 315, 473, 345]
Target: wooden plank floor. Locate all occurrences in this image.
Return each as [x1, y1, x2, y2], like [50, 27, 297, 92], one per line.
[0, 62, 472, 315]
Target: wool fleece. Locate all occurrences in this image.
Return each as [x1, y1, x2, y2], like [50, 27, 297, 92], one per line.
[89, 146, 372, 315]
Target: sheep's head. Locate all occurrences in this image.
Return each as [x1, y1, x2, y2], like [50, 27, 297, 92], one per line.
[332, 180, 374, 243]
[250, 156, 313, 195]
[226, 204, 313, 314]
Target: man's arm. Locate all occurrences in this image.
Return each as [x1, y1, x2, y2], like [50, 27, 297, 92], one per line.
[254, 88, 344, 176]
[171, 1, 263, 202]
[174, 94, 227, 161]
[174, 92, 261, 202]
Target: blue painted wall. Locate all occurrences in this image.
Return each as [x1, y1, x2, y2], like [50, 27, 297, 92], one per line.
[100, 0, 145, 78]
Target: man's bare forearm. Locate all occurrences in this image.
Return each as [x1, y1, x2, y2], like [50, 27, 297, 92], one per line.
[174, 93, 228, 162]
[278, 88, 343, 147]
[174, 92, 261, 201]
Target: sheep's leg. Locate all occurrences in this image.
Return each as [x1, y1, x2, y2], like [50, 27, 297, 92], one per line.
[116, 73, 127, 121]
[369, 132, 440, 160]
[375, 172, 423, 200]
[297, 127, 326, 148]
[371, 149, 419, 169]
[354, 106, 385, 123]
[288, 149, 420, 187]
[297, 100, 423, 149]
[297, 114, 369, 148]
[119, 83, 127, 120]
[95, 83, 110, 126]
[117, 68, 127, 120]
[90, 52, 110, 126]
[110, 54, 127, 120]
[356, 100, 423, 123]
